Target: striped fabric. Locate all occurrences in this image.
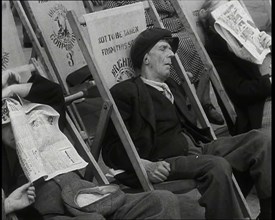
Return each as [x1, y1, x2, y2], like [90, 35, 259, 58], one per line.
[261, 100, 271, 131]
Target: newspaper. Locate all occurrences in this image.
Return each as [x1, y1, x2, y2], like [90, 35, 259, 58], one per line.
[5, 97, 88, 183]
[211, 1, 270, 64]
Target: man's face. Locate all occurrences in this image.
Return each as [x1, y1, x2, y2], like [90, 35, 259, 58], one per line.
[2, 123, 16, 149]
[145, 40, 175, 82]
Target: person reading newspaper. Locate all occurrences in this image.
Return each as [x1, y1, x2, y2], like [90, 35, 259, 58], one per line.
[199, 0, 271, 135]
[102, 27, 271, 220]
[2, 70, 182, 220]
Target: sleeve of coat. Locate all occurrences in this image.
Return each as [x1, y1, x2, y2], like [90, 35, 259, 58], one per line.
[101, 82, 136, 171]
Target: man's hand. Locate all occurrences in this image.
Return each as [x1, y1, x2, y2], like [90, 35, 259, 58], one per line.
[5, 182, 36, 214]
[2, 70, 20, 89]
[259, 31, 271, 48]
[141, 159, 171, 184]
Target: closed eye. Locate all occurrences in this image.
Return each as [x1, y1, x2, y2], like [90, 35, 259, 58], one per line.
[159, 45, 172, 51]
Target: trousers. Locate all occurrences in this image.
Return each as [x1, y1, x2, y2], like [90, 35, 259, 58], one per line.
[165, 129, 271, 219]
[34, 172, 181, 220]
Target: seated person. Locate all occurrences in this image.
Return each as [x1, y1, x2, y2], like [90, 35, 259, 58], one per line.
[2, 183, 35, 220]
[103, 0, 225, 125]
[198, 0, 271, 134]
[102, 27, 271, 220]
[2, 70, 181, 220]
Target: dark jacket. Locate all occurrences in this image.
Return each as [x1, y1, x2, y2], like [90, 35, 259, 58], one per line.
[102, 77, 212, 174]
[205, 32, 271, 134]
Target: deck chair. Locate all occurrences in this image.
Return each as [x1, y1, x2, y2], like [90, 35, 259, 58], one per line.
[66, 2, 252, 218]
[2, 0, 108, 186]
[13, 0, 102, 146]
[175, 0, 271, 132]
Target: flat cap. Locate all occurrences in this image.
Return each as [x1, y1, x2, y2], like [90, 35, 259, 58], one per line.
[130, 27, 179, 69]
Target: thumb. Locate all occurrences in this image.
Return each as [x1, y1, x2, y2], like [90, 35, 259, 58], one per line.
[17, 182, 32, 192]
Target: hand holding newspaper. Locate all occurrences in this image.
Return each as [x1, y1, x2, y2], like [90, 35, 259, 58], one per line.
[4, 96, 88, 183]
[211, 1, 271, 65]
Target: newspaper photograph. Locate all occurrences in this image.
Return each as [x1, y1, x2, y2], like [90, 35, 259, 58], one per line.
[5, 97, 88, 183]
[211, 1, 270, 64]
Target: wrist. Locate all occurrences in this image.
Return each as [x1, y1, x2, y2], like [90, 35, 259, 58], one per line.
[4, 198, 15, 214]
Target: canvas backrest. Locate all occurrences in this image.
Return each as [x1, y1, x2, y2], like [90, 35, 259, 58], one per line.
[83, 3, 147, 89]
[22, 1, 89, 93]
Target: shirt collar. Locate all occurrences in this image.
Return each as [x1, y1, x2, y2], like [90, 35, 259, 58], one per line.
[140, 77, 174, 103]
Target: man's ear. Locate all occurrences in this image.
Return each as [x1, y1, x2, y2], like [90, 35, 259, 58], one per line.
[143, 54, 149, 65]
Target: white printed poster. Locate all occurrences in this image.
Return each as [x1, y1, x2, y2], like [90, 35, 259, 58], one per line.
[26, 1, 88, 84]
[84, 2, 147, 88]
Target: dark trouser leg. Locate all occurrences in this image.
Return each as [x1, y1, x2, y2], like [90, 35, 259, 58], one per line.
[233, 169, 254, 198]
[204, 129, 271, 219]
[110, 190, 181, 219]
[165, 155, 244, 219]
[203, 129, 271, 199]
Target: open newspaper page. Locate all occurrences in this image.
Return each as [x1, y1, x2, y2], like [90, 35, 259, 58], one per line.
[5, 97, 88, 182]
[211, 1, 270, 64]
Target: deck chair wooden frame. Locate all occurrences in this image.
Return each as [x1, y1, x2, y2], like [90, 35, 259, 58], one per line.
[12, 0, 93, 146]
[66, 3, 252, 218]
[163, 0, 238, 131]
[2, 1, 108, 185]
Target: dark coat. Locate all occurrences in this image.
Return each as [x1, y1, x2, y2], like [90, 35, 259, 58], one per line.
[205, 32, 271, 134]
[102, 77, 212, 173]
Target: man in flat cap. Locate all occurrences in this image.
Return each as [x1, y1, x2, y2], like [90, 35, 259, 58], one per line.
[102, 27, 271, 220]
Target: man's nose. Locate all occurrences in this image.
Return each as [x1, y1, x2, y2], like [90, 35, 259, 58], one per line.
[168, 49, 175, 58]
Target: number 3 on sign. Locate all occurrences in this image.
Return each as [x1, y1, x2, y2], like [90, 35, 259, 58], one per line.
[67, 50, 74, 67]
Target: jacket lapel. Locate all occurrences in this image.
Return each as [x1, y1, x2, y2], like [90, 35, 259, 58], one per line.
[134, 77, 156, 131]
[166, 78, 196, 123]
